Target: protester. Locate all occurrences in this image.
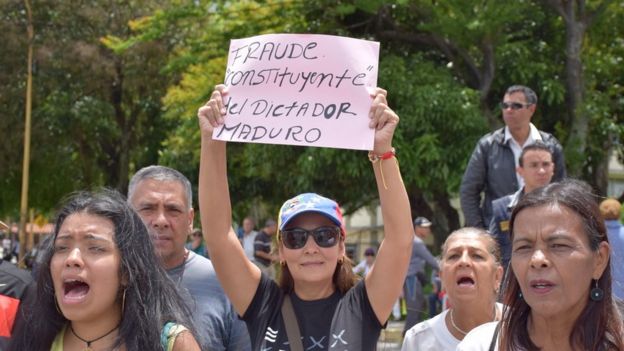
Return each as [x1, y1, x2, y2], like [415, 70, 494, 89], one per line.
[460, 85, 566, 229]
[253, 219, 278, 279]
[402, 227, 503, 351]
[353, 247, 376, 277]
[489, 141, 555, 268]
[0, 219, 33, 349]
[186, 228, 207, 257]
[197, 85, 413, 350]
[128, 165, 251, 351]
[457, 180, 624, 351]
[599, 198, 624, 306]
[9, 189, 200, 351]
[239, 217, 258, 262]
[403, 216, 440, 334]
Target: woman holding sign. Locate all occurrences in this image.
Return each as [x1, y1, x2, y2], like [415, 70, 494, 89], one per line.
[198, 85, 413, 350]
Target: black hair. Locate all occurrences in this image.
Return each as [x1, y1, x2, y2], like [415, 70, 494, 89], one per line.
[518, 141, 553, 167]
[9, 189, 196, 350]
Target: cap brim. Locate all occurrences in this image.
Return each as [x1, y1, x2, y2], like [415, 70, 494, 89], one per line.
[280, 209, 342, 230]
[0, 221, 8, 231]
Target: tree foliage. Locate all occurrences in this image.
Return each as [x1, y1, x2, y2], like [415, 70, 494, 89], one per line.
[0, 0, 175, 216]
[1, 0, 622, 246]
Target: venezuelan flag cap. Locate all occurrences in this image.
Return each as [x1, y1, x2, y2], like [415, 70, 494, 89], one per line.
[277, 193, 346, 239]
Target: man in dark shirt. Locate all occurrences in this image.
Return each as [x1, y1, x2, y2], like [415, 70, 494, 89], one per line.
[254, 219, 278, 279]
[460, 85, 566, 228]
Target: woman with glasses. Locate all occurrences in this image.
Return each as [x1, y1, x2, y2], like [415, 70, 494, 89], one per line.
[197, 85, 413, 350]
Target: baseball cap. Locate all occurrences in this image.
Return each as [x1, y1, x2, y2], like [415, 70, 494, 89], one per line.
[413, 216, 432, 227]
[364, 247, 376, 256]
[278, 193, 346, 238]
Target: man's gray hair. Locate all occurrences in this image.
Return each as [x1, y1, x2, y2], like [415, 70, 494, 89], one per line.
[128, 165, 193, 209]
[505, 85, 538, 105]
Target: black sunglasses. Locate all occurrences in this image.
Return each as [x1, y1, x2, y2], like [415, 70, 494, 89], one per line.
[281, 226, 341, 250]
[500, 102, 532, 110]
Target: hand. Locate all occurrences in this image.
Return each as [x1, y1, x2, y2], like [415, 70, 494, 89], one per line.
[197, 84, 228, 138]
[368, 88, 399, 154]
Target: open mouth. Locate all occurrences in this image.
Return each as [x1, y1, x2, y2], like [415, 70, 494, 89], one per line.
[63, 279, 90, 300]
[531, 281, 554, 289]
[457, 276, 475, 287]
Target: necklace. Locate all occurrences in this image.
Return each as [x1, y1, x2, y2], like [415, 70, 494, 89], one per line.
[449, 304, 498, 337]
[449, 308, 469, 336]
[70, 323, 120, 351]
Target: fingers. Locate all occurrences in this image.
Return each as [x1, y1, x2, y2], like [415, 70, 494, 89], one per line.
[369, 89, 396, 130]
[369, 87, 387, 99]
[198, 85, 229, 128]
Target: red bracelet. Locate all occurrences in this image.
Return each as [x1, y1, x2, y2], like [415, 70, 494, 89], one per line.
[368, 148, 396, 163]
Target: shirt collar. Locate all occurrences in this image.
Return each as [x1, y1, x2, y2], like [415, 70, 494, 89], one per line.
[504, 123, 542, 145]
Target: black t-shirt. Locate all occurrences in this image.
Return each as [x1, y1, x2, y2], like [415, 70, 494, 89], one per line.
[242, 273, 383, 350]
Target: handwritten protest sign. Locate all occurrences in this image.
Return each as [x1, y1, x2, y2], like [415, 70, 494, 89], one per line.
[213, 33, 380, 150]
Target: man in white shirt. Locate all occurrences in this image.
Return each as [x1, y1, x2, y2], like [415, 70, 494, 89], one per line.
[240, 217, 258, 262]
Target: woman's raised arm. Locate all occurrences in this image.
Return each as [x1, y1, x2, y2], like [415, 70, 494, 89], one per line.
[363, 88, 414, 324]
[197, 85, 261, 316]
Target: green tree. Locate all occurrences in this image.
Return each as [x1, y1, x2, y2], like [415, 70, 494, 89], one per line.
[121, 1, 486, 248]
[0, 0, 175, 216]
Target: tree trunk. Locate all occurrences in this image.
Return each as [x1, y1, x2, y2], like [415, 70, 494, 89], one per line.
[563, 17, 587, 178]
[431, 191, 460, 253]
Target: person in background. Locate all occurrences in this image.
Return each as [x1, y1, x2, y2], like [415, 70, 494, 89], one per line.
[186, 228, 207, 257]
[402, 227, 503, 351]
[427, 269, 442, 318]
[599, 198, 624, 310]
[458, 180, 623, 351]
[353, 247, 376, 277]
[198, 85, 413, 350]
[9, 189, 200, 351]
[128, 165, 251, 351]
[403, 216, 440, 335]
[253, 219, 278, 279]
[0, 221, 33, 350]
[489, 141, 555, 269]
[239, 217, 258, 262]
[460, 85, 566, 229]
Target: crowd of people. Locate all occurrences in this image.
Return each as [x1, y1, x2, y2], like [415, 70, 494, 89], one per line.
[0, 82, 622, 351]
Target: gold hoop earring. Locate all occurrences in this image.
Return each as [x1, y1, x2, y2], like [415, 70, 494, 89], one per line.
[280, 260, 286, 267]
[338, 257, 344, 265]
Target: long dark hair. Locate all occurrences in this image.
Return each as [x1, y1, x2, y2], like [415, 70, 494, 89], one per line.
[499, 179, 624, 351]
[9, 189, 196, 351]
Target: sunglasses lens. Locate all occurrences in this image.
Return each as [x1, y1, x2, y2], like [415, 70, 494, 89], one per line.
[282, 229, 308, 249]
[500, 102, 525, 110]
[312, 227, 339, 248]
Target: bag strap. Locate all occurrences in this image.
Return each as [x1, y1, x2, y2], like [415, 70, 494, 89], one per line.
[281, 294, 304, 351]
[488, 322, 501, 351]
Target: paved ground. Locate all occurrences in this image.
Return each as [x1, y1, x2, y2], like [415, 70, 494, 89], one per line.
[376, 320, 404, 350]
